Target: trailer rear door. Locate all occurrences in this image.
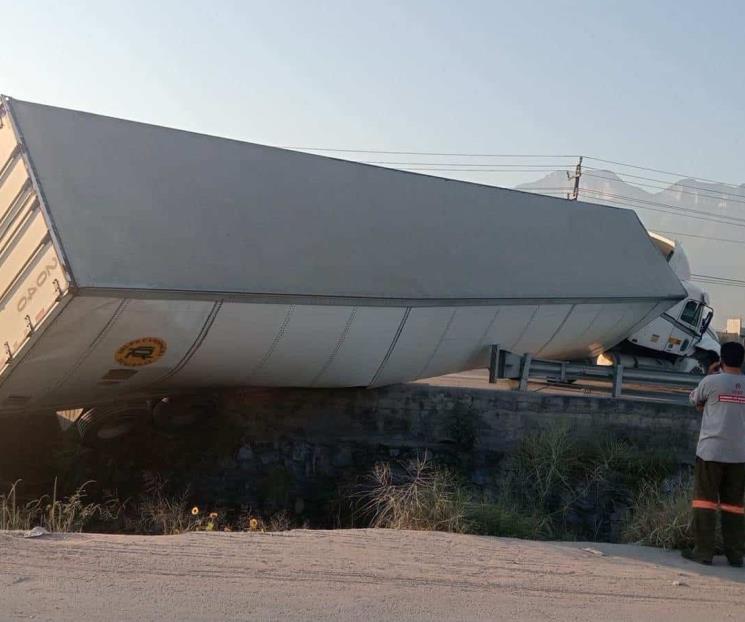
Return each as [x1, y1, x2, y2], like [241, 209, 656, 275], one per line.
[0, 105, 69, 370]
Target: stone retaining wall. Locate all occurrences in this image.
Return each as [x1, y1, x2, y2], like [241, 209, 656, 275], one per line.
[1, 385, 700, 522]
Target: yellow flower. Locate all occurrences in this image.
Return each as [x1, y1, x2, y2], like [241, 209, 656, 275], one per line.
[191, 506, 200, 516]
[249, 518, 259, 530]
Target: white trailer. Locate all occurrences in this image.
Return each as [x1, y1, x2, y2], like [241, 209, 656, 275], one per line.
[0, 96, 685, 425]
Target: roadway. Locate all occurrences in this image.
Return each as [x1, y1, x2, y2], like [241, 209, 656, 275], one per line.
[417, 369, 694, 404]
[2, 529, 742, 621]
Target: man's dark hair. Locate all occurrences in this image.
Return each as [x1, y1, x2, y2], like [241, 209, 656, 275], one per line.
[721, 342, 745, 368]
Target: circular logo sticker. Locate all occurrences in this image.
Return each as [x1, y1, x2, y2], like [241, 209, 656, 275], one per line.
[115, 337, 167, 367]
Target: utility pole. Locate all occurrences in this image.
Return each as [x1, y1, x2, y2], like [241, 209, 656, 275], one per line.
[566, 155, 583, 200]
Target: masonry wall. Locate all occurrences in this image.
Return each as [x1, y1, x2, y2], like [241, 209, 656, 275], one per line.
[0, 385, 700, 522]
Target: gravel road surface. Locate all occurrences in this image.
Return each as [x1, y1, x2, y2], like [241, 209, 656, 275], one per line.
[2, 529, 743, 621]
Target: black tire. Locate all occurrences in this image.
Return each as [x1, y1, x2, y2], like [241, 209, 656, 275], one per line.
[76, 402, 151, 447]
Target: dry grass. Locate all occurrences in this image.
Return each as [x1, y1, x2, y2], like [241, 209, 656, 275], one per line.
[267, 510, 292, 532]
[0, 481, 31, 531]
[134, 475, 296, 535]
[1, 479, 121, 532]
[622, 475, 694, 550]
[357, 455, 468, 532]
[1, 477, 295, 535]
[135, 488, 199, 535]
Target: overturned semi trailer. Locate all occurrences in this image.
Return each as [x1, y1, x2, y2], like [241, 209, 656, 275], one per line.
[0, 96, 686, 417]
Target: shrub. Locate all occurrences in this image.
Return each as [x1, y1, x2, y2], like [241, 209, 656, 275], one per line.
[356, 455, 468, 532]
[496, 426, 680, 541]
[464, 500, 549, 539]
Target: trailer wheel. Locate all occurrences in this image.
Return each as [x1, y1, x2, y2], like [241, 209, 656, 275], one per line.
[76, 402, 151, 446]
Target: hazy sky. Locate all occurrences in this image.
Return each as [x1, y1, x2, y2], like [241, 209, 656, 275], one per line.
[2, 0, 743, 181]
[1, 0, 743, 322]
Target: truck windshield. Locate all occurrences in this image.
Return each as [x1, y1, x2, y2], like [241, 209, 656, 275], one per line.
[680, 300, 703, 327]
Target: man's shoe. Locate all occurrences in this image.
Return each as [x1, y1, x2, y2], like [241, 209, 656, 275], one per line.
[681, 549, 713, 565]
[726, 557, 743, 568]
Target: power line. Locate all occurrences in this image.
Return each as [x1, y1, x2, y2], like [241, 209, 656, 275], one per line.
[520, 188, 574, 196]
[373, 166, 573, 173]
[583, 193, 745, 229]
[578, 189, 745, 226]
[367, 161, 745, 203]
[582, 172, 745, 208]
[362, 162, 745, 213]
[577, 188, 745, 228]
[278, 145, 745, 294]
[693, 273, 745, 283]
[583, 156, 742, 188]
[690, 280, 745, 289]
[370, 168, 745, 229]
[309, 154, 745, 209]
[364, 161, 572, 168]
[286, 146, 745, 208]
[656, 230, 745, 245]
[691, 277, 745, 285]
[583, 167, 745, 202]
[690, 274, 745, 289]
[285, 145, 745, 237]
[594, 198, 745, 229]
[284, 147, 579, 158]
[359, 160, 745, 204]
[372, 166, 745, 229]
[284, 147, 741, 189]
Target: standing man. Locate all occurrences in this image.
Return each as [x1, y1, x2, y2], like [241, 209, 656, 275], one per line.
[684, 341, 745, 566]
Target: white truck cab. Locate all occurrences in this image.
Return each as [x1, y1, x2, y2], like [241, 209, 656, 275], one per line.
[599, 233, 719, 373]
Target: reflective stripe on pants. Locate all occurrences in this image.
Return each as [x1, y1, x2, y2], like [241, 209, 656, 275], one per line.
[692, 499, 719, 511]
[720, 503, 745, 515]
[692, 499, 745, 514]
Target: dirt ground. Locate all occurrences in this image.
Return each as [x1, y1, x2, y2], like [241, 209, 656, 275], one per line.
[2, 529, 743, 621]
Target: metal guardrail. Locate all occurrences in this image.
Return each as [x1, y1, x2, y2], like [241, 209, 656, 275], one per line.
[488, 345, 701, 399]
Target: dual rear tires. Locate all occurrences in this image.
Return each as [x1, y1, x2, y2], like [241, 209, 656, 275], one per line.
[75, 395, 217, 447]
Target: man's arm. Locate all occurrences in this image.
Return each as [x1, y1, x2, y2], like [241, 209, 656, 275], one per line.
[690, 378, 709, 413]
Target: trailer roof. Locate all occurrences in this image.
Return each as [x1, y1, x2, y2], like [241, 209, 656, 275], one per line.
[7, 97, 685, 304]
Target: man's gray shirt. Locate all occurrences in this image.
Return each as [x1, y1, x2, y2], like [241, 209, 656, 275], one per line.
[690, 372, 745, 463]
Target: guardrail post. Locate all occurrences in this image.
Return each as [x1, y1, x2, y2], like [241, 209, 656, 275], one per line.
[612, 364, 624, 398]
[488, 345, 500, 384]
[518, 353, 532, 392]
